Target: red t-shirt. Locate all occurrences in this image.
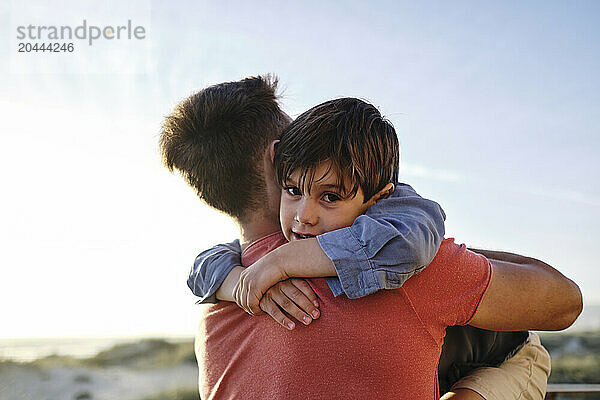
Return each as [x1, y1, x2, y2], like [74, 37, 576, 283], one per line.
[196, 234, 491, 400]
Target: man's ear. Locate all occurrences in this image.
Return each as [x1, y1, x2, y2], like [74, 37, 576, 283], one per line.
[366, 183, 395, 207]
[269, 140, 280, 163]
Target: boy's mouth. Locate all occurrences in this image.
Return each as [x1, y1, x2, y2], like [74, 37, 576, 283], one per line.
[291, 231, 316, 240]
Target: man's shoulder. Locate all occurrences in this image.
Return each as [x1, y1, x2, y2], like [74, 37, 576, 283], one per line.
[430, 238, 488, 269]
[406, 238, 490, 289]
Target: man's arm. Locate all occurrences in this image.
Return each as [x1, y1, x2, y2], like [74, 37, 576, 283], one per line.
[437, 326, 529, 395]
[440, 389, 484, 400]
[407, 240, 580, 333]
[446, 332, 551, 400]
[469, 250, 582, 331]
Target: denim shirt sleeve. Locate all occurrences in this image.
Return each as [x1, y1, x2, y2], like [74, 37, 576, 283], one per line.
[317, 183, 446, 299]
[187, 239, 242, 304]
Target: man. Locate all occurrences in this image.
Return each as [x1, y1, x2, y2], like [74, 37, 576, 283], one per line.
[160, 76, 580, 399]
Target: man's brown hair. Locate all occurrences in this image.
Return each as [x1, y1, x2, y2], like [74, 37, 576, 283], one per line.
[159, 75, 288, 220]
[274, 97, 399, 202]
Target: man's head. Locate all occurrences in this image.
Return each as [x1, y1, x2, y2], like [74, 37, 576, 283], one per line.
[159, 75, 289, 222]
[274, 97, 399, 241]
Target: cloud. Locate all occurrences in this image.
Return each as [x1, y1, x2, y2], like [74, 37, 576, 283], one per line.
[401, 163, 464, 183]
[522, 186, 600, 207]
[401, 162, 600, 207]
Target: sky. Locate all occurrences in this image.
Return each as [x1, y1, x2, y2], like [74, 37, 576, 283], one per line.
[0, 0, 598, 338]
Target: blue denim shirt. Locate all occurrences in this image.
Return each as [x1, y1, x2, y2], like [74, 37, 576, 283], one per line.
[188, 183, 445, 303]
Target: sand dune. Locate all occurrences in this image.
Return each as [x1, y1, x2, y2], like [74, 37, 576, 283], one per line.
[0, 339, 199, 400]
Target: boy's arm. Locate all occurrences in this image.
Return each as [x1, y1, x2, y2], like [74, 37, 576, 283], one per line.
[318, 183, 445, 298]
[188, 239, 320, 329]
[187, 240, 242, 303]
[237, 184, 446, 314]
[214, 266, 245, 302]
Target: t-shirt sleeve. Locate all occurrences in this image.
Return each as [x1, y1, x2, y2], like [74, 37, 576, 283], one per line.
[405, 238, 492, 328]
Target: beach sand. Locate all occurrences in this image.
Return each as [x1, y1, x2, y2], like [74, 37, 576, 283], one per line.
[0, 339, 199, 400]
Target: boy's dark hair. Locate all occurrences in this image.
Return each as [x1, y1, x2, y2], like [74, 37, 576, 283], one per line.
[274, 97, 399, 202]
[159, 75, 288, 220]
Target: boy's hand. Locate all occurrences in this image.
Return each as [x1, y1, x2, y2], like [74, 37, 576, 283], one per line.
[234, 257, 288, 315]
[259, 279, 320, 330]
[234, 238, 335, 315]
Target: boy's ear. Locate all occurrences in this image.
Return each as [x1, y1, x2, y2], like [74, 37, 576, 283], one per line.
[366, 183, 395, 207]
[269, 140, 280, 163]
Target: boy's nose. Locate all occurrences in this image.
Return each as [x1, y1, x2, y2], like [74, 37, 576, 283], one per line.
[295, 199, 318, 225]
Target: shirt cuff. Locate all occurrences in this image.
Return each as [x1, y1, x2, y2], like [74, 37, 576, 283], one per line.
[317, 227, 382, 299]
[193, 261, 238, 304]
[189, 240, 241, 304]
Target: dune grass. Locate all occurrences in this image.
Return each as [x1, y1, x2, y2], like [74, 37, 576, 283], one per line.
[539, 331, 600, 383]
[136, 387, 199, 400]
[28, 338, 196, 370]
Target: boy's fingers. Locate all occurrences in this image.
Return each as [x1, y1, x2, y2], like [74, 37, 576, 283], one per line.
[235, 274, 248, 311]
[240, 277, 255, 314]
[238, 269, 253, 313]
[246, 288, 263, 315]
[237, 284, 256, 315]
[241, 269, 267, 315]
[281, 280, 320, 320]
[290, 278, 320, 309]
[259, 296, 295, 330]
[267, 286, 313, 326]
[233, 284, 246, 312]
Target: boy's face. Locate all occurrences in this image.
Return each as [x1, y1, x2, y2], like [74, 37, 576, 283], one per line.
[280, 162, 371, 242]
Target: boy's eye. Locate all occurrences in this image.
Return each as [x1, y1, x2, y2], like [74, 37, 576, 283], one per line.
[285, 186, 301, 196]
[322, 192, 341, 203]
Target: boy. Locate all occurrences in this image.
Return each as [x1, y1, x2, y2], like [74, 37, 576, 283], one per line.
[159, 77, 576, 396]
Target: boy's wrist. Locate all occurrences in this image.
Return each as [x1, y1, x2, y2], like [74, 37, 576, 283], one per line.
[215, 265, 245, 302]
[275, 238, 336, 278]
[262, 249, 290, 282]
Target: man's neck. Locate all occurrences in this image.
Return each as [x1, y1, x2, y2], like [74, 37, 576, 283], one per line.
[238, 212, 281, 251]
